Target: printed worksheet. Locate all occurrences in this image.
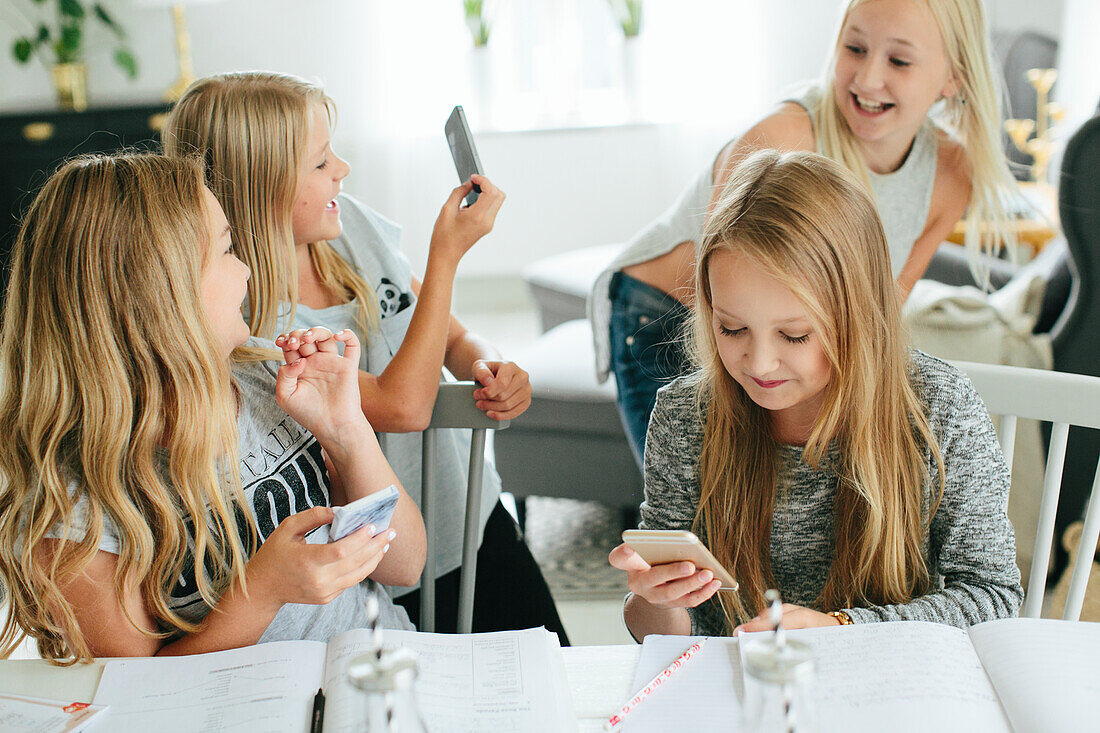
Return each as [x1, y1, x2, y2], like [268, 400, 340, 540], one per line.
[92, 627, 574, 732]
[322, 627, 574, 733]
[94, 641, 325, 732]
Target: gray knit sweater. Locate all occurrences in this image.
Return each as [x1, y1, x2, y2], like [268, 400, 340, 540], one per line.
[639, 350, 1023, 636]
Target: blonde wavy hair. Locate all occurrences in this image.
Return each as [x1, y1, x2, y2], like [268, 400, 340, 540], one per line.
[163, 71, 378, 340]
[0, 153, 251, 663]
[691, 150, 945, 629]
[815, 0, 1018, 281]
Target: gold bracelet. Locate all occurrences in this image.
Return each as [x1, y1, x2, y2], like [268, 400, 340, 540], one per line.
[828, 610, 853, 625]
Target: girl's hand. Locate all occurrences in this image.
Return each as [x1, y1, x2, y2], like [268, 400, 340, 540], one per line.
[245, 506, 395, 610]
[274, 327, 368, 445]
[471, 359, 531, 420]
[734, 603, 841, 634]
[609, 543, 721, 609]
[428, 174, 505, 267]
[276, 326, 334, 363]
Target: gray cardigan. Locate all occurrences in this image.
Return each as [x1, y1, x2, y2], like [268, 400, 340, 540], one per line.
[638, 350, 1024, 636]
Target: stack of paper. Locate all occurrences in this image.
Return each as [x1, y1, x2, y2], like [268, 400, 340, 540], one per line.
[92, 627, 573, 732]
[0, 693, 106, 732]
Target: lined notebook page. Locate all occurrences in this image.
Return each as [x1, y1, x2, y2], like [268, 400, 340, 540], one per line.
[779, 622, 1011, 733]
[625, 635, 743, 732]
[968, 617, 1100, 733]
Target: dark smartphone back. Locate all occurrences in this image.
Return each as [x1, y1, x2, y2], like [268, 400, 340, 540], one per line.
[445, 105, 484, 206]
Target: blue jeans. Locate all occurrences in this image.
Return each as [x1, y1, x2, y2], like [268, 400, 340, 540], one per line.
[608, 271, 692, 469]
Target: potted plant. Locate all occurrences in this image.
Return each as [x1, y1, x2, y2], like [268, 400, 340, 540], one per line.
[607, 0, 642, 38]
[10, 0, 138, 111]
[463, 0, 490, 47]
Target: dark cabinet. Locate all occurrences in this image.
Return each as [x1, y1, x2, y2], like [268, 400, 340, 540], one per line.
[0, 104, 170, 295]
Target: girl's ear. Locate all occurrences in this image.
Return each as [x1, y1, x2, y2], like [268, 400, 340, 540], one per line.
[940, 69, 962, 100]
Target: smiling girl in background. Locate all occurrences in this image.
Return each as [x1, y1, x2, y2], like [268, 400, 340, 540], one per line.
[0, 154, 425, 661]
[591, 0, 1019, 467]
[609, 150, 1022, 639]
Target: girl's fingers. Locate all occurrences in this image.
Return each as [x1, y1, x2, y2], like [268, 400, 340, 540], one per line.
[635, 561, 697, 591]
[480, 397, 531, 421]
[472, 361, 496, 389]
[274, 359, 306, 402]
[475, 363, 528, 402]
[334, 329, 361, 366]
[274, 505, 334, 539]
[609, 543, 650, 572]
[444, 181, 475, 212]
[680, 579, 722, 608]
[476, 385, 529, 413]
[330, 529, 392, 580]
[302, 327, 338, 354]
[736, 616, 774, 634]
[648, 569, 714, 604]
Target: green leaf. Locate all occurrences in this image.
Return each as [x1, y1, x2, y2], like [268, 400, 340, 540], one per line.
[93, 3, 123, 36]
[114, 48, 137, 78]
[13, 38, 33, 64]
[36, 24, 50, 43]
[59, 0, 86, 20]
[29, 0, 47, 5]
[58, 25, 82, 59]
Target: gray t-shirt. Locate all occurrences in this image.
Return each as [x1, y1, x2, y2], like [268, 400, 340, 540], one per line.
[275, 194, 501, 590]
[45, 342, 412, 644]
[639, 350, 1023, 636]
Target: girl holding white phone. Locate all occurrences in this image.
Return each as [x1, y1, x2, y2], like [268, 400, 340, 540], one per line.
[608, 150, 1022, 640]
[0, 154, 424, 662]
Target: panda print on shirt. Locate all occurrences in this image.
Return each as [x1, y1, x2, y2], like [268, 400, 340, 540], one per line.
[377, 277, 412, 319]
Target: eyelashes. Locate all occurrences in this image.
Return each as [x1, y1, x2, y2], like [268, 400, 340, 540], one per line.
[842, 43, 911, 67]
[717, 325, 810, 345]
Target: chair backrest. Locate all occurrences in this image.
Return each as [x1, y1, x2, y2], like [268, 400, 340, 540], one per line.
[952, 361, 1100, 620]
[420, 381, 509, 634]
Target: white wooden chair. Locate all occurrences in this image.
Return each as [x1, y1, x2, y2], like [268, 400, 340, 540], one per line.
[419, 381, 510, 634]
[953, 361, 1100, 620]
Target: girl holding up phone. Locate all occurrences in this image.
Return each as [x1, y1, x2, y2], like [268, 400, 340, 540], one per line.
[163, 73, 565, 640]
[608, 150, 1022, 640]
[0, 154, 424, 662]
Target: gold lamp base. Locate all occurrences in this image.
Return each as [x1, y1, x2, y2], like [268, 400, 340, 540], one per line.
[52, 62, 88, 112]
[163, 4, 195, 102]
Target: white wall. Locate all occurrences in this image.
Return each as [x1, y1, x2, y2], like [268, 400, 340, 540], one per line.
[0, 0, 1067, 281]
[1055, 0, 1100, 133]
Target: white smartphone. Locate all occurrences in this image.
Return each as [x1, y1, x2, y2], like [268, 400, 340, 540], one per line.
[445, 105, 484, 206]
[329, 485, 400, 542]
[621, 529, 739, 591]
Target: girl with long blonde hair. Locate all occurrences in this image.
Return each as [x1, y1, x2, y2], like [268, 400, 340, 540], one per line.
[0, 153, 425, 663]
[609, 150, 1022, 638]
[591, 0, 1021, 469]
[164, 72, 565, 639]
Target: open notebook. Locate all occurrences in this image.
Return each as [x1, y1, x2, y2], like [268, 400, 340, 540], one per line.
[626, 618, 1100, 733]
[92, 627, 572, 732]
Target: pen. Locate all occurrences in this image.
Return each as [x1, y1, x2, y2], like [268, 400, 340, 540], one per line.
[310, 687, 325, 733]
[604, 638, 707, 730]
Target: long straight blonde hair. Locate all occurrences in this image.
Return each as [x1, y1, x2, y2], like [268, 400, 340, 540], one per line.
[0, 154, 250, 663]
[163, 71, 378, 340]
[691, 150, 945, 629]
[815, 0, 1018, 280]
